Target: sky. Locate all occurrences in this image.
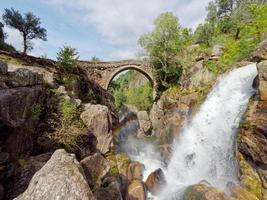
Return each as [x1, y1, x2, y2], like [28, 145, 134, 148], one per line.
[0, 0, 211, 61]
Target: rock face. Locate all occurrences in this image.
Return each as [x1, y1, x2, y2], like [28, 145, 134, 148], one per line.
[257, 61, 267, 100]
[80, 153, 110, 190]
[183, 184, 230, 200]
[237, 60, 267, 199]
[211, 45, 224, 57]
[80, 104, 113, 154]
[137, 111, 152, 138]
[0, 62, 45, 157]
[127, 162, 144, 182]
[145, 168, 166, 196]
[251, 39, 267, 62]
[14, 149, 95, 200]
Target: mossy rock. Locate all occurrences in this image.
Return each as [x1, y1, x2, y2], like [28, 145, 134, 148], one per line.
[106, 153, 130, 177]
[238, 153, 262, 199]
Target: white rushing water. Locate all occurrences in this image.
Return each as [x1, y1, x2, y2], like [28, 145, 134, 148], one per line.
[159, 63, 257, 199]
[121, 64, 257, 199]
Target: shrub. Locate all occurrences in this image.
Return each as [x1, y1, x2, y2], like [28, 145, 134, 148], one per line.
[56, 46, 79, 73]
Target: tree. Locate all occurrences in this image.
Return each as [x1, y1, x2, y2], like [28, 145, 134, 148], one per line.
[0, 22, 4, 43]
[206, 1, 218, 24]
[215, 0, 235, 18]
[194, 23, 215, 46]
[2, 8, 47, 54]
[91, 56, 100, 62]
[139, 12, 184, 91]
[57, 46, 79, 72]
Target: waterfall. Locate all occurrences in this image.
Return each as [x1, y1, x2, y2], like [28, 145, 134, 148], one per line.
[159, 63, 258, 199]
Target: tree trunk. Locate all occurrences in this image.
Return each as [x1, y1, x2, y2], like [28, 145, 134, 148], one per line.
[23, 33, 27, 54]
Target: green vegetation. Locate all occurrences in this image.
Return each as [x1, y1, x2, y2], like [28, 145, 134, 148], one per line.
[45, 95, 86, 152]
[0, 21, 16, 52]
[139, 1, 267, 92]
[2, 8, 47, 53]
[109, 70, 153, 111]
[139, 12, 185, 91]
[55, 45, 81, 87]
[30, 103, 43, 122]
[91, 56, 100, 62]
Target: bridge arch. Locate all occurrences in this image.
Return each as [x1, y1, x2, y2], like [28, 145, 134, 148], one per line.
[104, 65, 155, 90]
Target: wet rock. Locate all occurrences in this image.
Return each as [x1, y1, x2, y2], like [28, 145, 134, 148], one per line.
[127, 180, 147, 200]
[257, 61, 267, 101]
[14, 149, 95, 200]
[231, 185, 258, 200]
[183, 183, 230, 200]
[0, 184, 3, 200]
[127, 161, 144, 181]
[94, 177, 123, 200]
[80, 153, 110, 189]
[137, 111, 152, 138]
[0, 61, 8, 75]
[145, 168, 166, 196]
[251, 39, 267, 62]
[238, 153, 262, 199]
[7, 68, 43, 87]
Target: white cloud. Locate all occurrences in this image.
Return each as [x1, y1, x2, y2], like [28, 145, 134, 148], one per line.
[43, 0, 211, 60]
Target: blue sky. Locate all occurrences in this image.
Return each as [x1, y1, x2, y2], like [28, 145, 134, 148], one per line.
[0, 0, 211, 61]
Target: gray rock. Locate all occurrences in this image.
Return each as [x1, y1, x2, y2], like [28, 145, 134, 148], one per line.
[251, 39, 267, 62]
[211, 45, 224, 57]
[80, 153, 110, 189]
[137, 111, 152, 138]
[0, 61, 8, 75]
[14, 149, 95, 200]
[7, 68, 43, 87]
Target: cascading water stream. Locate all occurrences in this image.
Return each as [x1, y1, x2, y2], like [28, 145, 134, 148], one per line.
[159, 63, 258, 199]
[120, 63, 258, 200]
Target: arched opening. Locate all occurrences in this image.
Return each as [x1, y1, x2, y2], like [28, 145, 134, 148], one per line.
[107, 68, 154, 112]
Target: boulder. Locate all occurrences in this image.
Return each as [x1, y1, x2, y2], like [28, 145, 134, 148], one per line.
[183, 183, 230, 200]
[211, 45, 224, 57]
[257, 61, 267, 101]
[231, 185, 258, 200]
[14, 149, 95, 200]
[80, 153, 110, 189]
[7, 68, 43, 87]
[93, 177, 123, 200]
[137, 111, 152, 138]
[145, 168, 166, 196]
[127, 161, 145, 181]
[0, 61, 8, 75]
[80, 104, 113, 154]
[6, 153, 52, 200]
[80, 104, 112, 137]
[127, 180, 147, 200]
[251, 39, 267, 62]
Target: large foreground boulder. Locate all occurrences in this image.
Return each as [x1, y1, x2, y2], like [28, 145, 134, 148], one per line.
[257, 61, 267, 101]
[14, 149, 95, 200]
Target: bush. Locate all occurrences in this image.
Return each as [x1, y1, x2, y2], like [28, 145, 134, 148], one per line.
[0, 41, 16, 52]
[57, 46, 79, 73]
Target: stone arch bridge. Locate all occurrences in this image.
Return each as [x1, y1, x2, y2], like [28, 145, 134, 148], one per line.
[78, 60, 157, 96]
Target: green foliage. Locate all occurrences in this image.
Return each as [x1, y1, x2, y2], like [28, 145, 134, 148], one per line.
[109, 70, 153, 111]
[2, 8, 47, 53]
[204, 60, 218, 73]
[194, 22, 215, 46]
[139, 12, 184, 91]
[125, 83, 153, 111]
[56, 46, 79, 73]
[114, 90, 126, 110]
[91, 56, 100, 62]
[30, 103, 43, 121]
[0, 22, 4, 43]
